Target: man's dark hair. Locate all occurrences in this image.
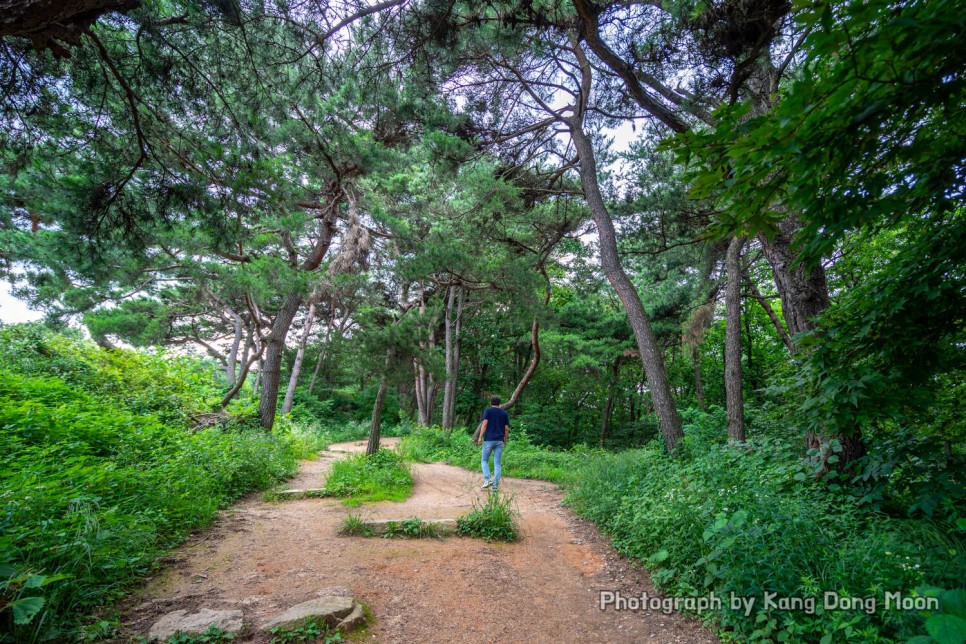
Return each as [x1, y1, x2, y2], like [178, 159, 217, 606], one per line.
[490, 396, 501, 406]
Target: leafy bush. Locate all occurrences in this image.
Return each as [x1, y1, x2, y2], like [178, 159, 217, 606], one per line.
[456, 493, 519, 542]
[567, 433, 965, 642]
[324, 450, 412, 505]
[0, 325, 323, 642]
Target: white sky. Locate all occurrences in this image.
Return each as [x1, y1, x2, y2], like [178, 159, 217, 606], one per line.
[0, 281, 43, 324]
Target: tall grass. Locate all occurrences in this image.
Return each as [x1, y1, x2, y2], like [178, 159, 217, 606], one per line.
[0, 325, 325, 642]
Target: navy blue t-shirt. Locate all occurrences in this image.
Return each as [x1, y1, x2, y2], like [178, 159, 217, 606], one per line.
[481, 406, 510, 442]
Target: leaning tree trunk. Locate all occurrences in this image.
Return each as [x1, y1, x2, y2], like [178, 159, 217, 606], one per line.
[725, 236, 746, 442]
[747, 278, 795, 353]
[569, 120, 684, 452]
[367, 350, 394, 456]
[258, 293, 302, 429]
[281, 298, 317, 415]
[220, 346, 263, 409]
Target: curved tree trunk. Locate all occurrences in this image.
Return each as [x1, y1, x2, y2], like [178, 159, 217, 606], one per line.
[757, 220, 831, 338]
[725, 236, 746, 442]
[568, 120, 684, 452]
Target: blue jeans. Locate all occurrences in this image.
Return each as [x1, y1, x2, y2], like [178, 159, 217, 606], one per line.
[481, 440, 504, 487]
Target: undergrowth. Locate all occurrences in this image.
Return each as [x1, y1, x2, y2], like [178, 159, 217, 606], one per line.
[0, 324, 326, 642]
[401, 421, 964, 641]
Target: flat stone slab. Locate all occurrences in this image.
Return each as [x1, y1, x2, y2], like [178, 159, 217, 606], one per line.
[364, 518, 457, 528]
[261, 596, 355, 631]
[148, 609, 244, 641]
[277, 488, 327, 498]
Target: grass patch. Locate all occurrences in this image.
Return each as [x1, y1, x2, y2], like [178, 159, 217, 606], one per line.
[324, 450, 412, 505]
[338, 515, 454, 539]
[456, 493, 519, 542]
[339, 514, 376, 537]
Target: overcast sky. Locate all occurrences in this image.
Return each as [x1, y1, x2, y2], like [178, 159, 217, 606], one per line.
[0, 281, 43, 324]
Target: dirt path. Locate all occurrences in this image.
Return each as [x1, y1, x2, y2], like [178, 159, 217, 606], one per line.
[121, 440, 719, 643]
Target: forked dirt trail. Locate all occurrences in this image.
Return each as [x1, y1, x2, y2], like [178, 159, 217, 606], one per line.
[121, 439, 719, 643]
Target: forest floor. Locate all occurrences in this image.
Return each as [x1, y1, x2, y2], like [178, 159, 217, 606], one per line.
[118, 439, 720, 643]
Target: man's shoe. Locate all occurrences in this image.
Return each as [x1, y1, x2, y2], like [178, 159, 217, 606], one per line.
[481, 480, 491, 489]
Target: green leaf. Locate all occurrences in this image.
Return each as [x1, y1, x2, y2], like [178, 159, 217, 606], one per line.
[10, 596, 45, 625]
[926, 614, 966, 644]
[942, 590, 966, 620]
[649, 549, 669, 564]
[23, 574, 47, 589]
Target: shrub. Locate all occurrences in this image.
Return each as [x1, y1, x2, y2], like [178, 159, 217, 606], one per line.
[566, 434, 965, 642]
[0, 326, 320, 642]
[456, 493, 519, 542]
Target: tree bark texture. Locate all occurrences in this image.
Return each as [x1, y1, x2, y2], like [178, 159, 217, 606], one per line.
[441, 286, 464, 429]
[225, 309, 243, 386]
[259, 293, 302, 429]
[725, 236, 746, 442]
[757, 220, 830, 338]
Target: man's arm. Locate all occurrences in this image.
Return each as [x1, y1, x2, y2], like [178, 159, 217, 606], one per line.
[477, 419, 488, 445]
[504, 421, 509, 445]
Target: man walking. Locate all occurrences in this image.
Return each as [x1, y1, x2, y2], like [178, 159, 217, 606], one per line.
[476, 396, 510, 491]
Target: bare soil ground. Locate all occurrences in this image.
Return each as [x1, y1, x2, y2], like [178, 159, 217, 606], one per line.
[119, 439, 720, 643]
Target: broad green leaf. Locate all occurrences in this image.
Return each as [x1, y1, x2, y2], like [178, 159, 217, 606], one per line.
[926, 615, 966, 644]
[10, 596, 45, 625]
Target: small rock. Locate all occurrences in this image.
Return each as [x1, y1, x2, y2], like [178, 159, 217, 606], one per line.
[148, 609, 243, 641]
[337, 602, 366, 630]
[261, 596, 355, 630]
